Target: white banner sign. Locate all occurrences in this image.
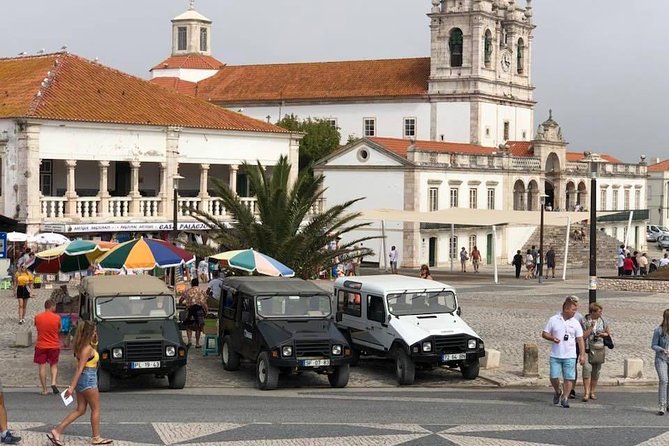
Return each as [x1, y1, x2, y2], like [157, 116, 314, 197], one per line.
[41, 221, 211, 233]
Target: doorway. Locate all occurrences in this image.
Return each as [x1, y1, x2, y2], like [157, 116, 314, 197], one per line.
[544, 181, 555, 209]
[114, 162, 131, 196]
[486, 234, 493, 264]
[428, 237, 437, 267]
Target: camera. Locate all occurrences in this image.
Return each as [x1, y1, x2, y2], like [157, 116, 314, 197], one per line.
[563, 334, 569, 341]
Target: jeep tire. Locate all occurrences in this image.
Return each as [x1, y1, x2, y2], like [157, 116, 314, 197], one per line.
[460, 359, 480, 380]
[97, 369, 111, 393]
[328, 365, 350, 388]
[221, 335, 241, 371]
[394, 347, 415, 385]
[256, 351, 279, 390]
[168, 365, 187, 389]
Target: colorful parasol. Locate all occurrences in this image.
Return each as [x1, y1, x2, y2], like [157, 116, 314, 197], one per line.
[96, 237, 195, 271]
[211, 249, 295, 277]
[34, 240, 117, 273]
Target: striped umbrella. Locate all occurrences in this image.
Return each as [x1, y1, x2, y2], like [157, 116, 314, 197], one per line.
[34, 240, 117, 273]
[211, 249, 295, 277]
[96, 237, 195, 271]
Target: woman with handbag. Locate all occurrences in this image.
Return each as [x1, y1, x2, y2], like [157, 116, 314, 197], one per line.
[652, 309, 669, 415]
[581, 302, 611, 402]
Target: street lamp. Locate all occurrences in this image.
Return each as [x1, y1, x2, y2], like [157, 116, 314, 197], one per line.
[172, 174, 184, 243]
[538, 194, 548, 284]
[588, 158, 598, 304]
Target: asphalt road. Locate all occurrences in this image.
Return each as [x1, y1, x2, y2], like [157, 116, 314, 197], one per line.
[5, 387, 669, 445]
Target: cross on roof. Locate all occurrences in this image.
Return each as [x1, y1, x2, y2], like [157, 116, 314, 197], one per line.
[188, 0, 195, 10]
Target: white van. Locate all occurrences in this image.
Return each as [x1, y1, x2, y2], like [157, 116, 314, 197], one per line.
[333, 275, 485, 385]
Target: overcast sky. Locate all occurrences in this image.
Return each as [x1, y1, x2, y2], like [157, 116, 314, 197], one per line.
[2, 1, 667, 163]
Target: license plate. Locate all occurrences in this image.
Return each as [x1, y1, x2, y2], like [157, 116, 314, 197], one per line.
[131, 361, 160, 369]
[441, 353, 466, 362]
[299, 359, 330, 367]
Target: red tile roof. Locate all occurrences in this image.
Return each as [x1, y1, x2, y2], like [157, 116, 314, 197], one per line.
[0, 53, 287, 133]
[195, 58, 431, 102]
[151, 54, 225, 71]
[566, 152, 622, 164]
[649, 159, 669, 172]
[151, 77, 197, 96]
[368, 137, 494, 158]
[506, 141, 533, 157]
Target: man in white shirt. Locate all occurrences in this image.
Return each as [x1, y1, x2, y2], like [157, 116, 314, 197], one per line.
[660, 253, 669, 268]
[388, 246, 399, 274]
[542, 296, 586, 408]
[207, 270, 224, 302]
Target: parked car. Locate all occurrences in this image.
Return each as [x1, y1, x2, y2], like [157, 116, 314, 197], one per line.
[647, 225, 669, 242]
[333, 275, 485, 385]
[78, 275, 188, 392]
[658, 235, 669, 250]
[218, 277, 353, 390]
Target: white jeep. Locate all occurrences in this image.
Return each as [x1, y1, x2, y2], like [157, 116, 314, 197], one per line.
[333, 275, 485, 385]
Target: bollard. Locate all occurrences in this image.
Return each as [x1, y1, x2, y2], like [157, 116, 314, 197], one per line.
[15, 330, 32, 347]
[624, 358, 644, 379]
[481, 349, 501, 369]
[523, 343, 539, 377]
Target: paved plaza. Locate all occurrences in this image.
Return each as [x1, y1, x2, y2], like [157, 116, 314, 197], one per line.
[0, 264, 665, 392]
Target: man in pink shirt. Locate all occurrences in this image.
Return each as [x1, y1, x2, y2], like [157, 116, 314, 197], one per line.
[34, 299, 61, 395]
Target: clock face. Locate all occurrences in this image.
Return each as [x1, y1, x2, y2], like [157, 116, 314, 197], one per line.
[501, 52, 511, 72]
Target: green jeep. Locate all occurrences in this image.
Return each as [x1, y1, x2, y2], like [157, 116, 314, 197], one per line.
[78, 275, 188, 392]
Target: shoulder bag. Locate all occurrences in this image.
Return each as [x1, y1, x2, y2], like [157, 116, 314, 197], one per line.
[588, 337, 606, 364]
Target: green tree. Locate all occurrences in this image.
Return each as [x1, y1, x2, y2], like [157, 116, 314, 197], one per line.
[276, 114, 341, 170]
[191, 156, 375, 279]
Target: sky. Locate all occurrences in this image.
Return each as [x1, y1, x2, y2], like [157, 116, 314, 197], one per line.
[2, 0, 667, 163]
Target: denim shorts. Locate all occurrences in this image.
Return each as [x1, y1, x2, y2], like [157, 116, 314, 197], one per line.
[75, 367, 98, 393]
[549, 357, 576, 381]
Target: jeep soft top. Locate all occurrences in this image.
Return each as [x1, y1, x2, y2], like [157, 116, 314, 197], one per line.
[80, 275, 173, 297]
[222, 276, 328, 296]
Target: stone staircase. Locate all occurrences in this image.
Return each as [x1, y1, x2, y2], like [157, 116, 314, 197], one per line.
[521, 224, 622, 269]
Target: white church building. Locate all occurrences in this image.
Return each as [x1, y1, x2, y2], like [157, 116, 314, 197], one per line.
[151, 0, 649, 267]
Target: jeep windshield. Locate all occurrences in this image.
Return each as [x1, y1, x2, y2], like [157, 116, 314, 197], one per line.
[95, 295, 175, 319]
[386, 290, 457, 316]
[256, 294, 332, 318]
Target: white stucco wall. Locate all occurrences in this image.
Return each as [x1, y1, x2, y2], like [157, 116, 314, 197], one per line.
[151, 67, 219, 83]
[0, 120, 17, 217]
[416, 170, 504, 212]
[434, 102, 471, 144]
[478, 102, 533, 148]
[648, 172, 669, 226]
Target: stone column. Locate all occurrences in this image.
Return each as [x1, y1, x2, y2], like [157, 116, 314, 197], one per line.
[198, 163, 210, 213]
[97, 161, 110, 218]
[158, 162, 167, 214]
[64, 160, 79, 218]
[129, 160, 141, 217]
[164, 127, 181, 219]
[17, 123, 42, 233]
[229, 164, 238, 193]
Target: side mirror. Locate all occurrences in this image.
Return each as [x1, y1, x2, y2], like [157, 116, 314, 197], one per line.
[241, 311, 251, 324]
[456, 307, 462, 316]
[335, 312, 342, 322]
[387, 314, 392, 323]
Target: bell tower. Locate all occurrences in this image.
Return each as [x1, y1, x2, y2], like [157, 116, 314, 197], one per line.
[428, 0, 535, 147]
[171, 0, 212, 56]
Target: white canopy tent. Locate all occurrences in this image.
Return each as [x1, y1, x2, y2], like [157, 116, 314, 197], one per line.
[357, 208, 617, 283]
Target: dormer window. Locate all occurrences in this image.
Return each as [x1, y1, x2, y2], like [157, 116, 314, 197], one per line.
[177, 27, 187, 51]
[200, 28, 208, 52]
[449, 28, 464, 67]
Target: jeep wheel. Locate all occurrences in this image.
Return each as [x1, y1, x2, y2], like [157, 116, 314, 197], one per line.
[461, 359, 480, 380]
[168, 365, 187, 389]
[221, 336, 240, 371]
[256, 351, 279, 390]
[394, 347, 415, 385]
[97, 369, 111, 393]
[328, 365, 350, 388]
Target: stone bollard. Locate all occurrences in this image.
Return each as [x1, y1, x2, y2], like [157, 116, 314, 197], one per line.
[624, 358, 644, 379]
[15, 330, 32, 347]
[481, 349, 501, 369]
[523, 343, 539, 377]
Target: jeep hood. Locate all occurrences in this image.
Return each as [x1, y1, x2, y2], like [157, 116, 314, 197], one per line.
[96, 319, 183, 348]
[389, 314, 481, 346]
[257, 319, 347, 348]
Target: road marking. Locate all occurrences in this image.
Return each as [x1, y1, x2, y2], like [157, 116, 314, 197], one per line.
[152, 422, 246, 445]
[441, 434, 555, 446]
[636, 431, 669, 446]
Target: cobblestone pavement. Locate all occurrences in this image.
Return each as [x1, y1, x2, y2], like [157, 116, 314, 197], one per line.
[0, 266, 664, 391]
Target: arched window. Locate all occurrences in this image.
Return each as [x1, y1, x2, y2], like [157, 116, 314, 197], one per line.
[483, 30, 493, 68]
[517, 38, 525, 74]
[449, 28, 464, 67]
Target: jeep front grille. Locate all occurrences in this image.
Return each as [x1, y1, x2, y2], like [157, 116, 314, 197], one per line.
[126, 341, 163, 361]
[295, 340, 330, 357]
[433, 335, 467, 353]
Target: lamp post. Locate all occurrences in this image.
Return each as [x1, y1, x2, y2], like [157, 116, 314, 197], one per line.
[172, 174, 184, 243]
[538, 194, 548, 284]
[588, 160, 598, 304]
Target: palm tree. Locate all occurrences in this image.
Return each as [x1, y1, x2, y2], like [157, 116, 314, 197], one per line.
[190, 156, 375, 279]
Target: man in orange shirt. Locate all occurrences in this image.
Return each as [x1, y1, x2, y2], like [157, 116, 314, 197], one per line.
[34, 299, 61, 396]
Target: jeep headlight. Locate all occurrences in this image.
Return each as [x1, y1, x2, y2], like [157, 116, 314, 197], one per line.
[281, 346, 293, 357]
[331, 344, 342, 356]
[165, 346, 176, 357]
[422, 341, 432, 352]
[112, 348, 123, 359]
[467, 339, 477, 349]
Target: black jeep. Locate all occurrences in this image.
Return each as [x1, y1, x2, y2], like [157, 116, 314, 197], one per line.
[218, 277, 353, 390]
[78, 275, 188, 392]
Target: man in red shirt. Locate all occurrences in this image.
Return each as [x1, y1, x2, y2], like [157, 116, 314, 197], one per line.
[34, 299, 61, 395]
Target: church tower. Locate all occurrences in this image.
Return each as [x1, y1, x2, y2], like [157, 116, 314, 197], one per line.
[428, 0, 535, 147]
[171, 0, 212, 56]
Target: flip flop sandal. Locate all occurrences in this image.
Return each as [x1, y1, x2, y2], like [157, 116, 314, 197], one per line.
[91, 438, 113, 445]
[52, 385, 60, 394]
[47, 433, 65, 446]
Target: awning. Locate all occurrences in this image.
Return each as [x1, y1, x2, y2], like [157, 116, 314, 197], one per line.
[357, 208, 617, 226]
